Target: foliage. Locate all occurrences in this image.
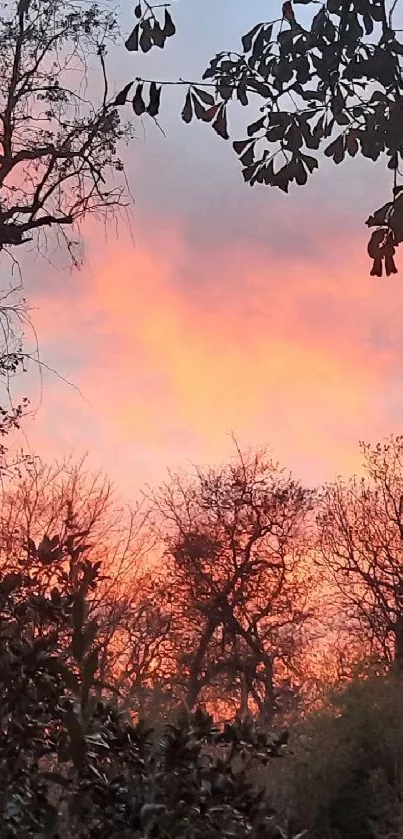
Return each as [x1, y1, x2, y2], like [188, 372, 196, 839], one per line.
[125, 0, 403, 275]
[0, 542, 297, 839]
[289, 670, 403, 839]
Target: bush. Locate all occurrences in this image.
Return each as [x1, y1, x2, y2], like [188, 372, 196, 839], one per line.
[290, 671, 403, 839]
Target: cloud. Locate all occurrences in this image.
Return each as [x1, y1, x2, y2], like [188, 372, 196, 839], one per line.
[24, 208, 403, 498]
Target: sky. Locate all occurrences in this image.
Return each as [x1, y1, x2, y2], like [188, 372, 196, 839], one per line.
[3, 0, 403, 499]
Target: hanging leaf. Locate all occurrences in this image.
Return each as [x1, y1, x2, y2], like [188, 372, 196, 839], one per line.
[242, 23, 264, 53]
[139, 20, 152, 52]
[237, 83, 248, 106]
[233, 139, 253, 156]
[363, 12, 374, 35]
[192, 94, 208, 120]
[147, 82, 162, 117]
[192, 86, 215, 107]
[300, 153, 318, 173]
[181, 89, 193, 124]
[346, 131, 359, 157]
[324, 134, 345, 163]
[132, 83, 146, 115]
[163, 9, 176, 38]
[240, 145, 255, 167]
[125, 23, 139, 51]
[295, 160, 308, 185]
[134, 2, 142, 18]
[202, 103, 221, 122]
[113, 81, 134, 107]
[247, 117, 265, 137]
[152, 22, 166, 48]
[212, 105, 229, 140]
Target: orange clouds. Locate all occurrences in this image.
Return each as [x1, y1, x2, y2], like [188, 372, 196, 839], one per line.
[24, 212, 398, 498]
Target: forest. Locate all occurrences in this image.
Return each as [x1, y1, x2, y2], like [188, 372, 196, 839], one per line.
[1, 0, 403, 836]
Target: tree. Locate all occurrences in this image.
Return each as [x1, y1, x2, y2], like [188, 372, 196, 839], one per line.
[0, 0, 132, 257]
[0, 455, 171, 711]
[126, 0, 403, 276]
[0, 0, 150, 466]
[318, 435, 403, 669]
[0, 549, 295, 838]
[151, 448, 315, 721]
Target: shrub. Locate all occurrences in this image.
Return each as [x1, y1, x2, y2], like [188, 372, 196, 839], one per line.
[290, 671, 403, 839]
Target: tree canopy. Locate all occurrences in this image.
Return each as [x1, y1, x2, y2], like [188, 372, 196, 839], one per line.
[125, 0, 403, 276]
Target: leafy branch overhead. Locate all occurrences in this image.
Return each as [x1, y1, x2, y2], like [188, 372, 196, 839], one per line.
[125, 2, 176, 53]
[124, 0, 403, 276]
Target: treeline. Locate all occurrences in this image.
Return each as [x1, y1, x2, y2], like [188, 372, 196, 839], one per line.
[2, 438, 402, 719]
[2, 436, 403, 837]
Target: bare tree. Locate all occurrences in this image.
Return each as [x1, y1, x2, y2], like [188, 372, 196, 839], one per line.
[318, 435, 403, 669]
[150, 446, 315, 721]
[0, 0, 133, 258]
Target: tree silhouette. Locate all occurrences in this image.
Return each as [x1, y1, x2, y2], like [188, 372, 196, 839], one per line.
[150, 448, 315, 721]
[318, 435, 403, 668]
[125, 0, 403, 276]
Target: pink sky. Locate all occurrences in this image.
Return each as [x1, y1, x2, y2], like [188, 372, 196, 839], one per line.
[4, 1, 403, 499]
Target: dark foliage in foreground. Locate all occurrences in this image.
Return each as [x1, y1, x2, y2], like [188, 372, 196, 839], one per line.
[0, 539, 295, 838]
[125, 0, 403, 276]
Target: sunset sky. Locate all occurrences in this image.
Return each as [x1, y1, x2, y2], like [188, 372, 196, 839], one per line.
[4, 0, 403, 499]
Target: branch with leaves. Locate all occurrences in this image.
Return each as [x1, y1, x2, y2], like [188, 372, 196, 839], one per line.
[124, 0, 403, 276]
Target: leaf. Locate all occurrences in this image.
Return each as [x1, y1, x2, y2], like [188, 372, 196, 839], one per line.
[237, 83, 248, 106]
[367, 228, 387, 258]
[151, 23, 166, 48]
[311, 7, 326, 36]
[363, 12, 374, 35]
[181, 89, 193, 124]
[192, 93, 208, 120]
[192, 86, 215, 107]
[202, 103, 221, 122]
[233, 140, 252, 156]
[132, 83, 146, 115]
[300, 153, 318, 173]
[125, 23, 139, 51]
[295, 160, 308, 185]
[388, 152, 398, 170]
[147, 81, 161, 117]
[242, 23, 263, 53]
[113, 81, 134, 106]
[134, 3, 142, 19]
[163, 9, 176, 38]
[324, 134, 345, 163]
[212, 106, 229, 140]
[346, 131, 359, 157]
[240, 145, 255, 167]
[247, 117, 265, 137]
[366, 201, 392, 228]
[139, 20, 153, 52]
